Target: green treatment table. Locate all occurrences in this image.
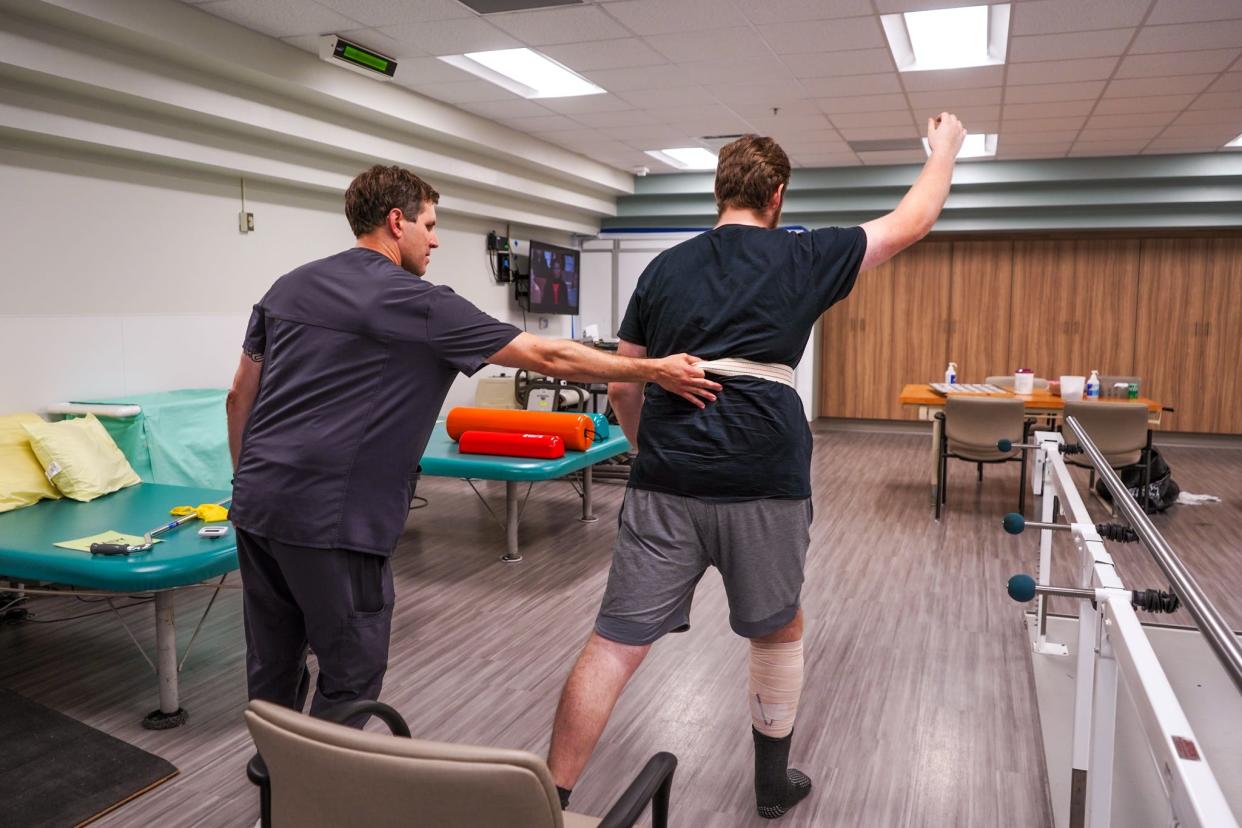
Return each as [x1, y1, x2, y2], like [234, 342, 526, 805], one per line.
[0, 483, 236, 728]
[417, 422, 631, 562]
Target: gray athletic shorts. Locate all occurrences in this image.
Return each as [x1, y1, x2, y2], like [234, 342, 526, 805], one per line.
[595, 488, 813, 646]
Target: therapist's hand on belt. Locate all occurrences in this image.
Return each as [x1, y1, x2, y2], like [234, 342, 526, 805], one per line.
[653, 355, 722, 408]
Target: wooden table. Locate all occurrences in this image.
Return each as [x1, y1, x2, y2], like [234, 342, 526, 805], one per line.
[898, 384, 1165, 493]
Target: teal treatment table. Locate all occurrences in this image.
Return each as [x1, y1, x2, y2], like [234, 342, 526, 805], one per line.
[0, 483, 236, 728]
[418, 422, 631, 562]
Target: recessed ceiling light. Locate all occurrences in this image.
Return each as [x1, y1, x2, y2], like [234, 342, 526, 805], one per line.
[644, 148, 718, 171]
[438, 48, 603, 98]
[882, 4, 1010, 72]
[1226, 133, 1242, 148]
[922, 133, 998, 159]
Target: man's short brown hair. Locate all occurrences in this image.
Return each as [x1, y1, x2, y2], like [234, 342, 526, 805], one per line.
[344, 165, 440, 237]
[713, 135, 791, 214]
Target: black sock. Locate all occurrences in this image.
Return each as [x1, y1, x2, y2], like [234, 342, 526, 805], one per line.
[556, 786, 572, 810]
[753, 728, 813, 819]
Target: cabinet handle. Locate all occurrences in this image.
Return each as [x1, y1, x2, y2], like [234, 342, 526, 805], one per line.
[1203, 321, 1211, 337]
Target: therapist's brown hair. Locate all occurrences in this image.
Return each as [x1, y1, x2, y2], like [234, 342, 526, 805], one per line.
[345, 165, 440, 237]
[714, 135, 790, 214]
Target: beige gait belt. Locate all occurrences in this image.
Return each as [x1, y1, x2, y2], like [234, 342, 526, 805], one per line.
[696, 358, 795, 388]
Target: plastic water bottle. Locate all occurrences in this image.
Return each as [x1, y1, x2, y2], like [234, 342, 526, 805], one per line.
[945, 362, 957, 385]
[1086, 369, 1100, 400]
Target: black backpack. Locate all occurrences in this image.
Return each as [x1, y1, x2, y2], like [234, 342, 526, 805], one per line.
[1095, 447, 1180, 513]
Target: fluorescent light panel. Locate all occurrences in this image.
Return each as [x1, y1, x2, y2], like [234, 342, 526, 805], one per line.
[882, 4, 1010, 72]
[644, 148, 718, 170]
[923, 133, 998, 159]
[438, 48, 603, 98]
[1227, 133, 1242, 148]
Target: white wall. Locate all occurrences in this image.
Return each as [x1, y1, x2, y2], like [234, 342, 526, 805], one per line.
[0, 143, 575, 415]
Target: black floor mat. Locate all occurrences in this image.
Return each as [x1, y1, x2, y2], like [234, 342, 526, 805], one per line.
[0, 688, 178, 826]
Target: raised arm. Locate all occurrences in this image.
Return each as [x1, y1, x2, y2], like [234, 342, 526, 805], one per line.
[859, 112, 966, 272]
[488, 332, 720, 409]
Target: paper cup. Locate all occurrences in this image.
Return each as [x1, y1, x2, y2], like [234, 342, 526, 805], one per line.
[1060, 375, 1085, 401]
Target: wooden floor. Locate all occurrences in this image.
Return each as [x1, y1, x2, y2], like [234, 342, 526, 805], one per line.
[2, 423, 1238, 827]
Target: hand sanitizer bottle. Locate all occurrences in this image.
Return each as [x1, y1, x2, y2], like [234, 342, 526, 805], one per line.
[1086, 369, 1100, 400]
[945, 362, 957, 385]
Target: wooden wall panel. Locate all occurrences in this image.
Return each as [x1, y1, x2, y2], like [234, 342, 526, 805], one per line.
[948, 241, 1012, 384]
[889, 243, 952, 419]
[1074, 239, 1140, 378]
[1207, 238, 1242, 433]
[1135, 239, 1207, 432]
[1009, 240, 1076, 380]
[820, 264, 893, 418]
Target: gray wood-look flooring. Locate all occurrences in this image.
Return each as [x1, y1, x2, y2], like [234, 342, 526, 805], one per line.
[2, 423, 1238, 827]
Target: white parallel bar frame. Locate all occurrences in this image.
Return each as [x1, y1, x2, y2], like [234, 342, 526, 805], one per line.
[1034, 431, 1237, 828]
[1032, 431, 1067, 655]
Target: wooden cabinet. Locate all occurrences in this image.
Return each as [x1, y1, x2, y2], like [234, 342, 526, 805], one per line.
[948, 241, 1012, 383]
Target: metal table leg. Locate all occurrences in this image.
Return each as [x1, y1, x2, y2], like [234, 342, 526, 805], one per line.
[501, 480, 522, 563]
[580, 465, 598, 523]
[143, 590, 188, 729]
[929, 411, 942, 504]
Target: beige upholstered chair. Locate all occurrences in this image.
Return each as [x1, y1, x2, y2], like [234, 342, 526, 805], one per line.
[985, 374, 1051, 391]
[244, 700, 675, 828]
[1062, 400, 1153, 508]
[935, 396, 1029, 520]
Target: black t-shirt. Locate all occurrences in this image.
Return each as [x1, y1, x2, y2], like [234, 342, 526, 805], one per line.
[230, 248, 521, 556]
[618, 225, 866, 501]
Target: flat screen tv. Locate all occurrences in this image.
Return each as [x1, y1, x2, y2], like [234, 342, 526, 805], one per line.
[519, 240, 579, 315]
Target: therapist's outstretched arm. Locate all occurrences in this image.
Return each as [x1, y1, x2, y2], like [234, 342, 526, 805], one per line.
[226, 352, 262, 470]
[489, 332, 720, 409]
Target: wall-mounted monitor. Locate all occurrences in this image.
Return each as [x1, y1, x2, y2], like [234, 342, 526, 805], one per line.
[517, 240, 579, 316]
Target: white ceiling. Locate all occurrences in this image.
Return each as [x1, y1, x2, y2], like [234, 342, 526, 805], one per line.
[177, 0, 1242, 173]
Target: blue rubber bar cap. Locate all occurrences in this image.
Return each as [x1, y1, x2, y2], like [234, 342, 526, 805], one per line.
[1002, 512, 1026, 535]
[1008, 574, 1038, 603]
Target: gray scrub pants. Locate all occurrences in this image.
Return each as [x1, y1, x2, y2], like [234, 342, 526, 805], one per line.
[236, 529, 395, 727]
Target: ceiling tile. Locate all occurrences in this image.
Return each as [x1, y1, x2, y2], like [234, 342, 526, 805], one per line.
[1115, 48, 1240, 78]
[780, 49, 894, 79]
[998, 140, 1074, 153]
[1011, 0, 1149, 37]
[664, 114, 755, 134]
[1190, 91, 1242, 110]
[1009, 29, 1135, 63]
[1104, 74, 1215, 97]
[1086, 112, 1179, 129]
[411, 79, 519, 103]
[1078, 125, 1165, 142]
[819, 93, 910, 114]
[998, 118, 1088, 134]
[1172, 108, 1242, 125]
[707, 81, 812, 106]
[775, 138, 851, 155]
[829, 110, 917, 129]
[314, 0, 473, 27]
[645, 102, 746, 124]
[1092, 94, 1197, 114]
[1144, 139, 1228, 153]
[380, 17, 520, 55]
[1003, 99, 1097, 119]
[1130, 20, 1242, 54]
[1148, 0, 1242, 24]
[502, 113, 582, 132]
[580, 65, 684, 91]
[839, 124, 921, 141]
[607, 123, 695, 143]
[791, 153, 861, 168]
[615, 86, 716, 109]
[1208, 73, 1242, 93]
[907, 88, 1003, 109]
[997, 149, 1069, 159]
[736, 0, 873, 23]
[1004, 81, 1107, 104]
[756, 17, 887, 55]
[1158, 123, 1240, 140]
[799, 73, 903, 97]
[599, 0, 749, 35]
[571, 108, 662, 128]
[674, 55, 795, 85]
[1072, 140, 1153, 155]
[727, 99, 823, 118]
[995, 129, 1082, 142]
[873, 0, 990, 12]
[537, 93, 640, 113]
[858, 149, 928, 165]
[645, 27, 760, 63]
[1006, 57, 1118, 86]
[746, 115, 837, 137]
[487, 5, 631, 45]
[541, 38, 668, 70]
[898, 66, 1006, 92]
[458, 97, 556, 118]
[196, 0, 358, 37]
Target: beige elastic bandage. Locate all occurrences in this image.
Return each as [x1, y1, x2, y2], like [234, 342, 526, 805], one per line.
[749, 639, 804, 738]
[697, 358, 795, 388]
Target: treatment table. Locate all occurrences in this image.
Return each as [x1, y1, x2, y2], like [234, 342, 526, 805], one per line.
[0, 483, 236, 729]
[418, 422, 631, 562]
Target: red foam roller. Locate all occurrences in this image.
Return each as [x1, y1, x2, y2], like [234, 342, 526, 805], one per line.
[458, 430, 566, 459]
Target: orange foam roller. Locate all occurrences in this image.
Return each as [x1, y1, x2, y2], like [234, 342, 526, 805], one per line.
[459, 431, 566, 459]
[446, 407, 594, 451]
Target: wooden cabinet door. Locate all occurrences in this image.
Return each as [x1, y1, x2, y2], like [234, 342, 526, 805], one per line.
[1073, 239, 1139, 377]
[889, 243, 952, 419]
[1136, 239, 1209, 432]
[1009, 240, 1077, 380]
[1205, 238, 1242, 434]
[948, 241, 1012, 383]
[820, 264, 894, 418]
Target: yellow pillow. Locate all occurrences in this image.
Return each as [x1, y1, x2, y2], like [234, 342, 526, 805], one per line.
[23, 414, 141, 502]
[0, 413, 63, 513]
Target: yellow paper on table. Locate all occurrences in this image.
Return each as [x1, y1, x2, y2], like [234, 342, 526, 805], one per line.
[170, 503, 229, 522]
[54, 531, 160, 552]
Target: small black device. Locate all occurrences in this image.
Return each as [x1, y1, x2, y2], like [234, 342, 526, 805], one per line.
[517, 240, 579, 316]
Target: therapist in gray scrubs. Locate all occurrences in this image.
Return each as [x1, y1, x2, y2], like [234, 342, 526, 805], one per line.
[225, 164, 720, 724]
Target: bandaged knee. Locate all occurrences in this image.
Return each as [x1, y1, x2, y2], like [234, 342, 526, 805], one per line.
[749, 639, 803, 738]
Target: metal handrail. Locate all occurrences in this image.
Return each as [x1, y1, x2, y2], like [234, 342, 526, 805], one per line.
[1064, 415, 1242, 695]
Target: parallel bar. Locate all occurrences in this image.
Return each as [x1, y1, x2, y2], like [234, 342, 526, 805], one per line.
[1064, 416, 1242, 695]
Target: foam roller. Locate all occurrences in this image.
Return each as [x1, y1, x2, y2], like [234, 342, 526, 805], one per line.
[459, 431, 566, 459]
[446, 407, 594, 451]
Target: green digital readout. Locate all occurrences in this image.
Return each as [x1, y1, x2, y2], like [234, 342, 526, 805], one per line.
[342, 45, 389, 72]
